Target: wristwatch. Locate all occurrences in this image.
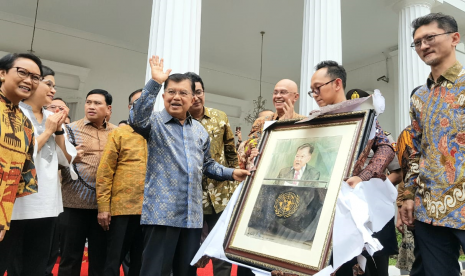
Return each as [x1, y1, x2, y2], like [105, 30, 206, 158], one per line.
[55, 129, 65, 135]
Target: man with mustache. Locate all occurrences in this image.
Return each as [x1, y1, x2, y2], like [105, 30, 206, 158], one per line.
[238, 79, 304, 170]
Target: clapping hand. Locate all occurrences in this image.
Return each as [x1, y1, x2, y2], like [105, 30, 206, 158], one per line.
[149, 55, 172, 84]
[45, 111, 66, 134]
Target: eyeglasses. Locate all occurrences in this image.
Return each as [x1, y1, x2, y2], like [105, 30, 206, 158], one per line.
[42, 80, 56, 89]
[45, 105, 65, 111]
[165, 90, 193, 98]
[194, 89, 204, 97]
[308, 79, 337, 97]
[272, 90, 297, 96]
[411, 32, 454, 49]
[12, 67, 43, 84]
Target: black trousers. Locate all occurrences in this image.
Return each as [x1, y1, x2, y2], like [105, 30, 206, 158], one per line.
[414, 220, 465, 276]
[58, 208, 107, 276]
[409, 228, 424, 276]
[140, 225, 201, 276]
[104, 215, 143, 276]
[0, 217, 55, 276]
[204, 212, 233, 276]
[45, 212, 63, 276]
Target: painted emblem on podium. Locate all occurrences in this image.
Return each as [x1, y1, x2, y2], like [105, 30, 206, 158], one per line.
[274, 192, 300, 218]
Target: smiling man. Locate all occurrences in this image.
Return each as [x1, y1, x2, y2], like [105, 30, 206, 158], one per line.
[238, 79, 304, 170]
[399, 13, 465, 276]
[309, 61, 395, 276]
[59, 89, 116, 276]
[129, 56, 250, 276]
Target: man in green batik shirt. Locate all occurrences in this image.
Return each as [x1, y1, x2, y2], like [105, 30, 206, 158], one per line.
[186, 72, 238, 276]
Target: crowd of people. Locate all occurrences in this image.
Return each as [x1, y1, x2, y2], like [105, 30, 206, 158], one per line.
[0, 11, 463, 276]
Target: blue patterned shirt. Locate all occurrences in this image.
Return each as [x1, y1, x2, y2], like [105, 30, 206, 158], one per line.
[129, 79, 234, 228]
[406, 61, 465, 229]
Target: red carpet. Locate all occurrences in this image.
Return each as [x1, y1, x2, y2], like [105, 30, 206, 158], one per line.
[5, 247, 237, 276]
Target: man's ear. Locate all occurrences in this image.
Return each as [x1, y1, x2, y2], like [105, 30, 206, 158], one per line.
[293, 93, 300, 104]
[452, 32, 461, 47]
[335, 78, 344, 92]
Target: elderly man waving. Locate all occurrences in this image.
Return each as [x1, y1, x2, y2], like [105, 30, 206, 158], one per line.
[129, 56, 250, 276]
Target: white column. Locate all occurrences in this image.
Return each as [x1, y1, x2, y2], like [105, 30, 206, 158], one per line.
[299, 0, 342, 116]
[146, 0, 202, 111]
[394, 0, 436, 134]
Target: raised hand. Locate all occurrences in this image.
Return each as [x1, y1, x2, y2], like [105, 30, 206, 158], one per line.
[279, 99, 295, 120]
[149, 55, 172, 84]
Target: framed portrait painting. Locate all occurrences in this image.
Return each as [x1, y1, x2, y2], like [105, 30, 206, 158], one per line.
[224, 110, 375, 275]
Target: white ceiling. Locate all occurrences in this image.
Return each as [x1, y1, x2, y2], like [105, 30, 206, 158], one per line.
[0, 0, 463, 88]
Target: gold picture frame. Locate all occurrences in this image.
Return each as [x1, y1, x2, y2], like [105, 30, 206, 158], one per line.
[224, 110, 375, 275]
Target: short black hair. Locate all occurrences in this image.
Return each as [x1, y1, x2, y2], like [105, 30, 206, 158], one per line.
[86, 89, 112, 105]
[185, 72, 205, 91]
[164, 73, 195, 94]
[297, 143, 314, 155]
[118, 120, 128, 125]
[315, 60, 347, 89]
[42, 65, 54, 77]
[410, 85, 422, 98]
[412, 13, 458, 37]
[346, 89, 370, 100]
[0, 53, 43, 88]
[52, 97, 68, 107]
[128, 88, 142, 104]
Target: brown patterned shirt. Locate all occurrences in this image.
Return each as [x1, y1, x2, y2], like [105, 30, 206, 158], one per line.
[62, 118, 116, 209]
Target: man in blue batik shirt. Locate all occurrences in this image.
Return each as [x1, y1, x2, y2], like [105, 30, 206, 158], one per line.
[129, 56, 250, 276]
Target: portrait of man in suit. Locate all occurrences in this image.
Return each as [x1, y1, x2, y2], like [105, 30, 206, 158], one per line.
[275, 143, 320, 185]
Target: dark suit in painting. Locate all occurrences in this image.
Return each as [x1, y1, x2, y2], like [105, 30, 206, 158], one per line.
[274, 165, 321, 185]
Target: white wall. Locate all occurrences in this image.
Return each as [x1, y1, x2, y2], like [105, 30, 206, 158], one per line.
[345, 52, 399, 137]
[0, 13, 147, 125]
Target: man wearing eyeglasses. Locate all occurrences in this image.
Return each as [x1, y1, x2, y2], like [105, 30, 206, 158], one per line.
[238, 79, 304, 170]
[129, 56, 250, 276]
[398, 13, 465, 276]
[185, 72, 238, 276]
[308, 61, 395, 276]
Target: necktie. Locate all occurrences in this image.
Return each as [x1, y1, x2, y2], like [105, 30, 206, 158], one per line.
[293, 170, 300, 185]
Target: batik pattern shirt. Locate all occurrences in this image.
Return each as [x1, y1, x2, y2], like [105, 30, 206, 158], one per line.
[96, 125, 147, 216]
[129, 79, 234, 228]
[62, 118, 116, 209]
[406, 61, 465, 229]
[351, 120, 394, 181]
[0, 91, 37, 230]
[238, 111, 304, 170]
[396, 125, 414, 207]
[198, 107, 238, 214]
